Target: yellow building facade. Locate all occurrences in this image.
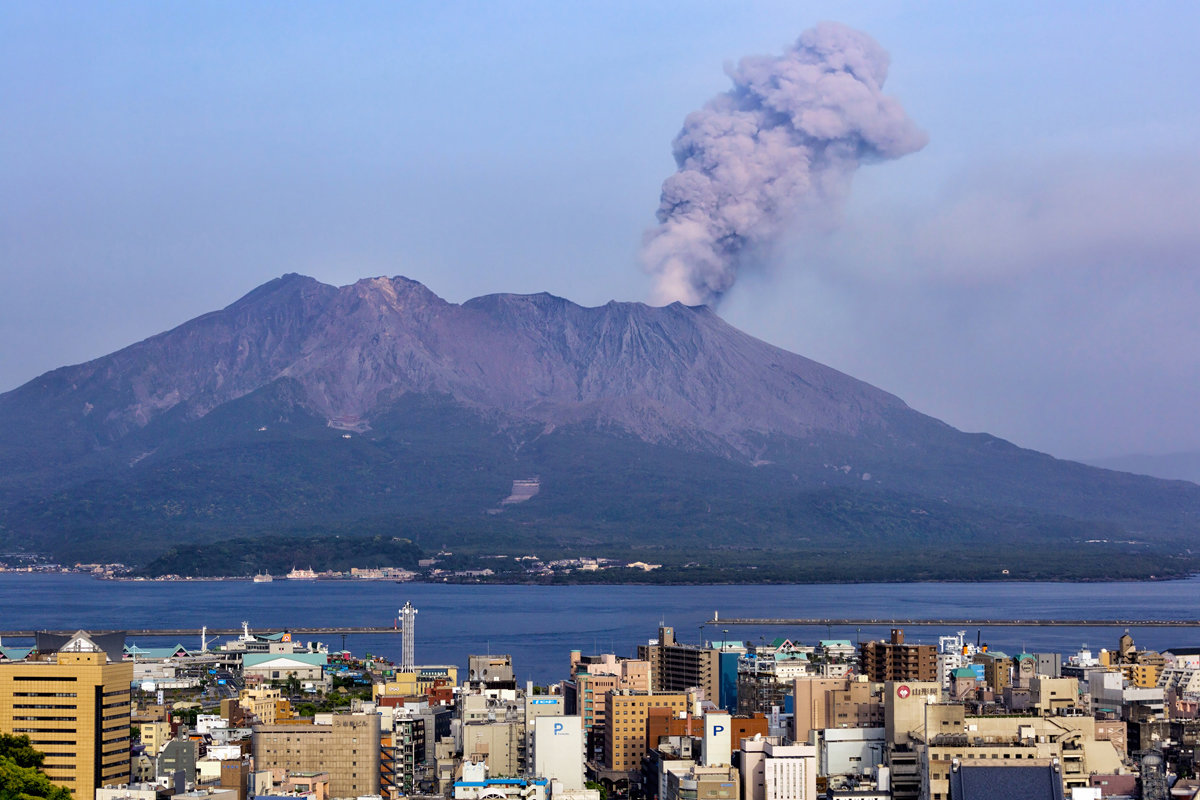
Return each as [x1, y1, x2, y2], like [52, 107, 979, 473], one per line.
[374, 666, 459, 699]
[0, 638, 133, 797]
[604, 691, 690, 772]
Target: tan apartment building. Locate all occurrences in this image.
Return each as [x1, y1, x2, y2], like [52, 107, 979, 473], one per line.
[793, 676, 884, 742]
[253, 713, 380, 797]
[0, 631, 133, 798]
[604, 691, 690, 772]
[639, 627, 719, 703]
[858, 630, 937, 684]
[971, 652, 1014, 693]
[462, 719, 522, 777]
[140, 720, 171, 756]
[564, 653, 651, 763]
[239, 687, 283, 724]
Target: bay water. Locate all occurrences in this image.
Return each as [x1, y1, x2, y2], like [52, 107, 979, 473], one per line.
[2, 574, 1198, 684]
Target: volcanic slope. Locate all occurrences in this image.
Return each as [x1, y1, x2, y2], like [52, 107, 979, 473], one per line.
[1, 274, 1196, 576]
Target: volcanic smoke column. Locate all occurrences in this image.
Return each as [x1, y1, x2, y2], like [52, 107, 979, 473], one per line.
[642, 22, 927, 306]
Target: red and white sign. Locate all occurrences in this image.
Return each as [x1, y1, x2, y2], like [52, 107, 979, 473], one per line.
[896, 684, 911, 699]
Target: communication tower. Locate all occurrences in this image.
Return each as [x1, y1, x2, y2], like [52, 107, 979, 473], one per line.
[400, 601, 417, 670]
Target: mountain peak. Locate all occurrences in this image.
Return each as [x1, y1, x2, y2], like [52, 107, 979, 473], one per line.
[349, 275, 447, 311]
[226, 272, 327, 311]
[3, 273, 1199, 574]
[1, 272, 912, 456]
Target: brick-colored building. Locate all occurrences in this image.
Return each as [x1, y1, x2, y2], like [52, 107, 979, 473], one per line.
[647, 708, 769, 754]
[857, 630, 936, 683]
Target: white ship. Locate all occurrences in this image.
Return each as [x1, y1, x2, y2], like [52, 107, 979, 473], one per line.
[252, 572, 273, 583]
[286, 567, 318, 580]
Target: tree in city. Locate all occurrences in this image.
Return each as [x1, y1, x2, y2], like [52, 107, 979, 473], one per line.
[0, 733, 73, 800]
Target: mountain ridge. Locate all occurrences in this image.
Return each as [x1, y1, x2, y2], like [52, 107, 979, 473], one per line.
[2, 274, 914, 459]
[1, 274, 1196, 575]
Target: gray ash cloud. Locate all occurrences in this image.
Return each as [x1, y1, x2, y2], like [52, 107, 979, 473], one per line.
[642, 22, 927, 306]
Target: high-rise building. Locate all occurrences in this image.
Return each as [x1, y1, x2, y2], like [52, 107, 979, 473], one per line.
[857, 630, 936, 684]
[533, 715, 584, 791]
[399, 602, 417, 672]
[0, 630, 133, 798]
[603, 691, 690, 773]
[563, 653, 651, 763]
[639, 627, 720, 703]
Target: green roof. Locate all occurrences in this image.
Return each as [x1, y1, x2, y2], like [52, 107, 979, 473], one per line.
[0, 647, 32, 661]
[126, 644, 189, 658]
[820, 640, 852, 647]
[243, 652, 327, 668]
[952, 667, 978, 678]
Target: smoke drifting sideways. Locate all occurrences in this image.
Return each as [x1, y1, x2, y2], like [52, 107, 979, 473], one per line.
[642, 22, 928, 307]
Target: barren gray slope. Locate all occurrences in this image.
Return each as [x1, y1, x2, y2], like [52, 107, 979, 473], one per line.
[1, 273, 913, 460]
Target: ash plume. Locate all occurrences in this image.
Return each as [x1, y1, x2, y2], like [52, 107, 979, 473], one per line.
[642, 22, 927, 306]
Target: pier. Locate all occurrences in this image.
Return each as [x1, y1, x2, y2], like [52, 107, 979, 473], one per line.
[705, 617, 1200, 628]
[3, 618, 1200, 640]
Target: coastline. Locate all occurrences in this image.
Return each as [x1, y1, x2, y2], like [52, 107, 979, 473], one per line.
[1, 570, 1195, 586]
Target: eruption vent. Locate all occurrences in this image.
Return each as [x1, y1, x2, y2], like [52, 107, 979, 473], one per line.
[642, 22, 927, 306]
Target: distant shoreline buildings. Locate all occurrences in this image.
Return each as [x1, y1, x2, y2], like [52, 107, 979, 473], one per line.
[3, 610, 1200, 800]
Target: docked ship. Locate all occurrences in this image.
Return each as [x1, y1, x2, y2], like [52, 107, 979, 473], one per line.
[252, 572, 273, 583]
[285, 567, 318, 580]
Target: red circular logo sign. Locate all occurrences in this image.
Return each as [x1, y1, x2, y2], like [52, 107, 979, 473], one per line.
[897, 685, 911, 699]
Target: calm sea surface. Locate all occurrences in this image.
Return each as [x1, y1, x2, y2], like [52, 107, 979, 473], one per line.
[1, 574, 1198, 684]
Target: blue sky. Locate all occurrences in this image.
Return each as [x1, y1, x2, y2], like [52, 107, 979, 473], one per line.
[2, 2, 1198, 460]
